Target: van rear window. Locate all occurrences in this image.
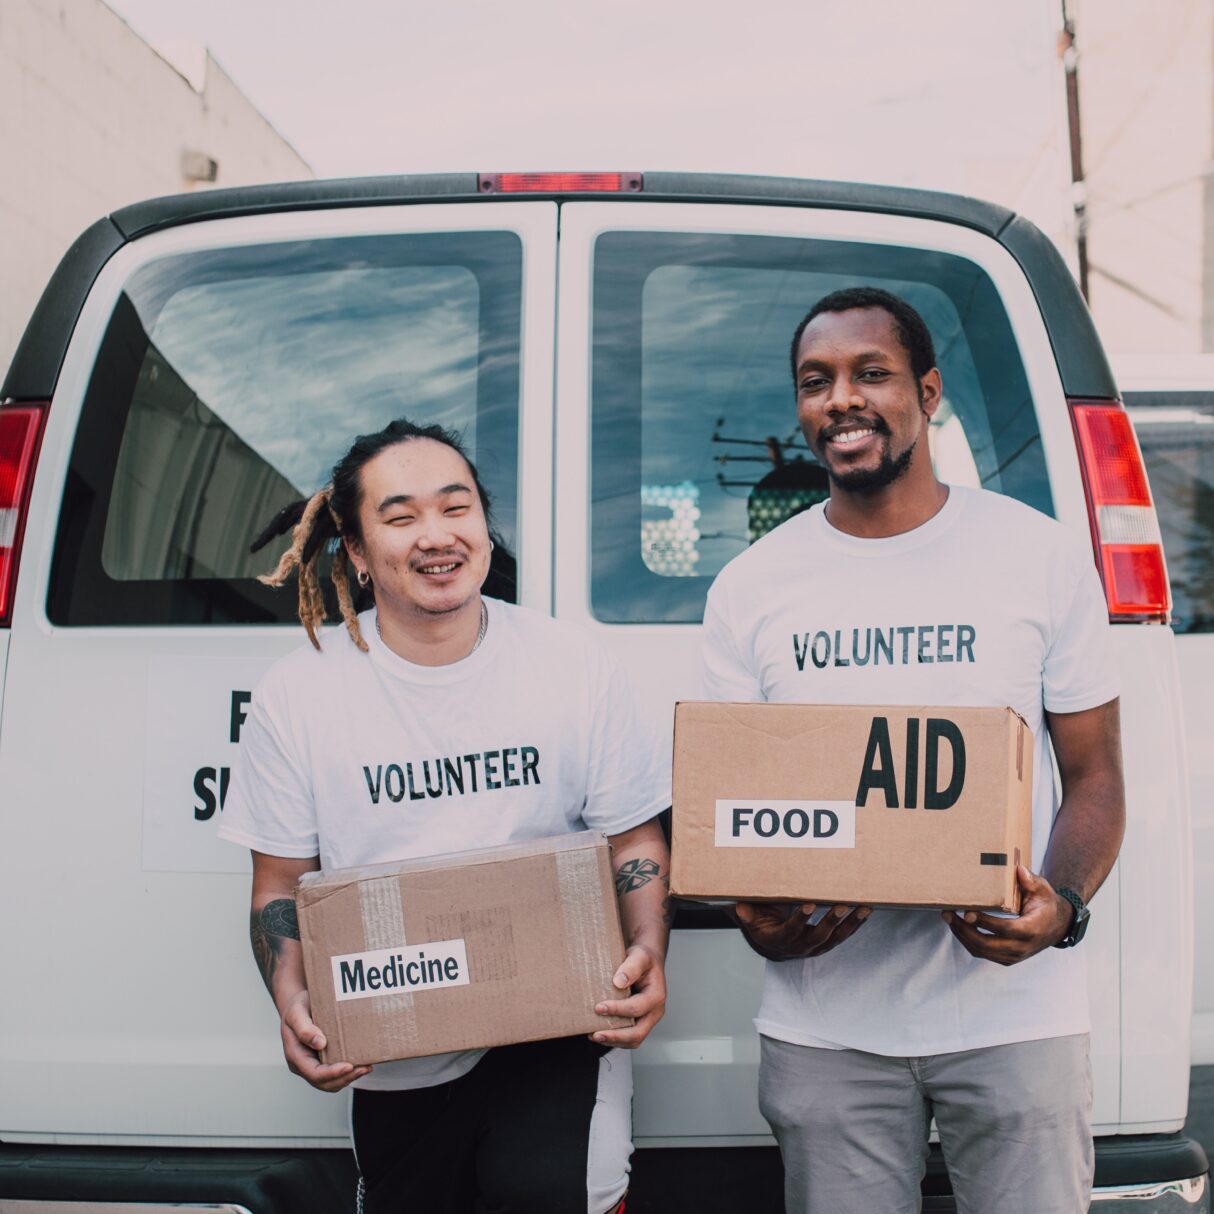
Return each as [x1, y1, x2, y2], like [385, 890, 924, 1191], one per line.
[49, 231, 522, 625]
[590, 231, 1052, 623]
[1125, 390, 1214, 633]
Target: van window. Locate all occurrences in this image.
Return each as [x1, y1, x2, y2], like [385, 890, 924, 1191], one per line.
[49, 231, 522, 625]
[590, 231, 1051, 623]
[1125, 390, 1214, 634]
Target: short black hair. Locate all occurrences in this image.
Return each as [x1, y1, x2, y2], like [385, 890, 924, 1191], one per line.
[789, 287, 937, 384]
[328, 417, 494, 546]
[248, 417, 512, 652]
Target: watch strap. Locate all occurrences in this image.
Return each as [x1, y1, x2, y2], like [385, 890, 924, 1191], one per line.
[1054, 887, 1089, 948]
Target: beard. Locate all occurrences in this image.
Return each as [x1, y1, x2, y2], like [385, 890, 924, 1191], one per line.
[823, 432, 918, 494]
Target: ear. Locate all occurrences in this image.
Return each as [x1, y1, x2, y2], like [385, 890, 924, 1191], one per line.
[344, 535, 365, 574]
[918, 367, 943, 420]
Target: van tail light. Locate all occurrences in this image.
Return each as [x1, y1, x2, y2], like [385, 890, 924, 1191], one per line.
[0, 403, 48, 626]
[478, 172, 642, 194]
[1069, 399, 1170, 622]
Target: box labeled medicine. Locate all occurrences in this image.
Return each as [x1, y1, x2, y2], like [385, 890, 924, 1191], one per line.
[671, 702, 1032, 912]
[296, 831, 631, 1067]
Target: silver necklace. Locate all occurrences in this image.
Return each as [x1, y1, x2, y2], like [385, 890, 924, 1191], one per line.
[375, 599, 488, 654]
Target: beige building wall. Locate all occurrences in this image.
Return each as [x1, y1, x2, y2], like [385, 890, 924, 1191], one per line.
[0, 0, 312, 378]
[1075, 0, 1214, 355]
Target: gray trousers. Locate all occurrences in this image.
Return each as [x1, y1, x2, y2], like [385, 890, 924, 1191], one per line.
[758, 1033, 1093, 1214]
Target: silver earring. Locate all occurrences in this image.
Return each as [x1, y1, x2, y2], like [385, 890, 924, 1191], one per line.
[357, 569, 370, 588]
[489, 541, 495, 552]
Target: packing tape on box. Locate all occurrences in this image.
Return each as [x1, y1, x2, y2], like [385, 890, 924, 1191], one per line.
[556, 846, 614, 995]
[358, 878, 421, 1055]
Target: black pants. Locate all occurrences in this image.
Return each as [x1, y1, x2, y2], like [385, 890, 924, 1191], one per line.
[351, 1036, 629, 1214]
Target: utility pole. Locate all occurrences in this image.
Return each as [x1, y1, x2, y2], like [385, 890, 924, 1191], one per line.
[1059, 0, 1090, 301]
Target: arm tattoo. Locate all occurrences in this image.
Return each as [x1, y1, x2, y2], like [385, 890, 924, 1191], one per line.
[615, 857, 663, 896]
[250, 897, 299, 992]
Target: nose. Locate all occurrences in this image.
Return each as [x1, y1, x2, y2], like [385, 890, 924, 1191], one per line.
[416, 512, 456, 550]
[826, 378, 865, 415]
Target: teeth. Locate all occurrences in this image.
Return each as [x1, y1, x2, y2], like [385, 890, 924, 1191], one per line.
[832, 428, 875, 445]
[421, 563, 457, 574]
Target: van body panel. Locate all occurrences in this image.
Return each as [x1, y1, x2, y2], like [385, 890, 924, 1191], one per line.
[1120, 361, 1214, 1068]
[632, 930, 770, 1142]
[1179, 637, 1214, 1063]
[1110, 624, 1194, 1128]
[0, 201, 557, 1142]
[0, 180, 1196, 1191]
[1165, 629, 1214, 1064]
[0, 633, 9, 734]
[552, 200, 1141, 1134]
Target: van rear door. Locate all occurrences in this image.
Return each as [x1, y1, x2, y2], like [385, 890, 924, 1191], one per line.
[552, 199, 1181, 1142]
[0, 201, 557, 1145]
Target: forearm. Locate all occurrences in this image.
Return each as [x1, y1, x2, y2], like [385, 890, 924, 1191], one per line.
[246, 852, 371, 1088]
[249, 851, 319, 1015]
[1042, 700, 1126, 904]
[1041, 770, 1126, 903]
[250, 892, 308, 1013]
[609, 818, 671, 962]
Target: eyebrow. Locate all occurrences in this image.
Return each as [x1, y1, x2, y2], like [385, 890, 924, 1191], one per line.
[376, 483, 473, 512]
[797, 350, 893, 374]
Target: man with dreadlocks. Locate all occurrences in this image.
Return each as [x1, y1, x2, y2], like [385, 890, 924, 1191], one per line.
[218, 419, 670, 1214]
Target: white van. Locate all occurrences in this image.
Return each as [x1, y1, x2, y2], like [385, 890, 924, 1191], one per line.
[0, 172, 1206, 1211]
[1119, 353, 1214, 1070]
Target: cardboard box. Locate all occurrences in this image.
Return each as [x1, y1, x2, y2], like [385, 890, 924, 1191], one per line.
[671, 702, 1032, 912]
[296, 831, 631, 1066]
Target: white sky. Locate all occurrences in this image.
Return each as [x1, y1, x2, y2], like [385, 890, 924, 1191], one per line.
[104, 0, 1073, 237]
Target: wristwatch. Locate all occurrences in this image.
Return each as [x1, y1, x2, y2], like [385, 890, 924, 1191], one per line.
[1053, 888, 1090, 948]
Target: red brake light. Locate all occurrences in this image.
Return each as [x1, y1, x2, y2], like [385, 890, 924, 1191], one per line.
[478, 172, 642, 194]
[0, 404, 48, 625]
[1072, 404, 1151, 505]
[1070, 399, 1170, 621]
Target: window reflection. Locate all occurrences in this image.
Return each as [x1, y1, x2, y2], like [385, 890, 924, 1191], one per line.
[591, 231, 1046, 623]
[51, 231, 522, 625]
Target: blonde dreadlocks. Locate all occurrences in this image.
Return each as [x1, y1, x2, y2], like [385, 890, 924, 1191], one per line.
[252, 485, 366, 652]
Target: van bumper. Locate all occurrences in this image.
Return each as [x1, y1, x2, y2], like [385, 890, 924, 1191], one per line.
[1087, 1134, 1210, 1211]
[0, 1144, 357, 1213]
[0, 1133, 1207, 1212]
[1090, 1174, 1208, 1210]
[918, 1133, 1211, 1213]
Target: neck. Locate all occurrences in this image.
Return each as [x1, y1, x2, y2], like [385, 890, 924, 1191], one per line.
[376, 595, 484, 666]
[824, 470, 949, 539]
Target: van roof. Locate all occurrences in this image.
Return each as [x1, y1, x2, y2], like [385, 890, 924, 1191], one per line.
[2, 171, 1115, 401]
[106, 171, 1016, 239]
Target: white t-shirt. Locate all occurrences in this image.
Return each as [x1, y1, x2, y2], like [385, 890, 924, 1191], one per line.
[220, 597, 669, 1089]
[701, 485, 1118, 1057]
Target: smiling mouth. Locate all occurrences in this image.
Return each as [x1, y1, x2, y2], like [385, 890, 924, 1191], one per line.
[417, 561, 461, 576]
[828, 427, 878, 446]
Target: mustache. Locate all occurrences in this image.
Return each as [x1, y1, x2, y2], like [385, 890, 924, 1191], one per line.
[411, 550, 465, 569]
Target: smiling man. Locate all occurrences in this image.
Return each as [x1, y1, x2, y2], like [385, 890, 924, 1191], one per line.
[218, 419, 670, 1214]
[700, 288, 1125, 1214]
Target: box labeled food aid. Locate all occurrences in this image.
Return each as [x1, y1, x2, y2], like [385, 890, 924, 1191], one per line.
[671, 702, 1032, 912]
[296, 831, 631, 1067]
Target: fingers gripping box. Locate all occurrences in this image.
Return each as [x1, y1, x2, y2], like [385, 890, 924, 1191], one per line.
[296, 831, 632, 1067]
[671, 703, 1032, 912]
